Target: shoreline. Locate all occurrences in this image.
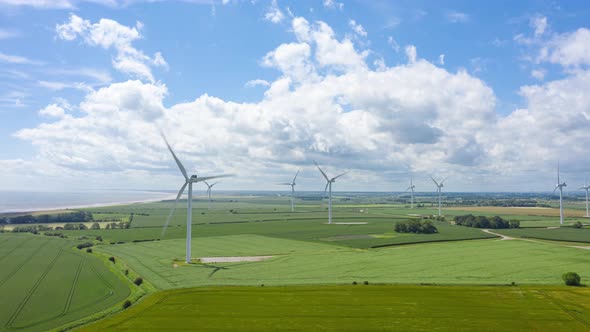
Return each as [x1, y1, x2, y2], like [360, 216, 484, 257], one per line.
[0, 193, 177, 215]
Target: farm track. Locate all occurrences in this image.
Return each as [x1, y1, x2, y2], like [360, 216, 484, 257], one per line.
[538, 290, 590, 328]
[0, 239, 50, 288]
[6, 248, 63, 328]
[0, 237, 32, 264]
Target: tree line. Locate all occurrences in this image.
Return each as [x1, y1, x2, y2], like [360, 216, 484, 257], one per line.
[394, 219, 438, 234]
[0, 211, 93, 224]
[453, 214, 520, 229]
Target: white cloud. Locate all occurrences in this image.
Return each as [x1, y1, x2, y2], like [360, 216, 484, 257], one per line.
[405, 45, 416, 63]
[264, 0, 284, 24]
[322, 0, 343, 10]
[531, 69, 546, 80]
[531, 15, 548, 37]
[0, 28, 20, 39]
[0, 52, 42, 65]
[56, 14, 166, 82]
[439, 54, 445, 65]
[245, 79, 270, 88]
[39, 104, 67, 117]
[0, 0, 76, 9]
[348, 19, 367, 37]
[538, 28, 590, 68]
[387, 36, 400, 52]
[446, 11, 469, 23]
[9, 15, 590, 191]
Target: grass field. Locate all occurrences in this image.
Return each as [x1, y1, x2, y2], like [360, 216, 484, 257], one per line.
[96, 234, 590, 289]
[0, 233, 131, 332]
[79, 285, 590, 332]
[494, 227, 590, 243]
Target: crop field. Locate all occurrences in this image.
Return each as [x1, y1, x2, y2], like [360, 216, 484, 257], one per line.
[0, 233, 130, 332]
[494, 227, 590, 243]
[96, 234, 590, 289]
[80, 285, 590, 332]
[2, 195, 590, 331]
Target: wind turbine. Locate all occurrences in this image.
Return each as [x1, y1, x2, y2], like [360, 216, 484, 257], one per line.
[278, 170, 299, 212]
[203, 180, 221, 210]
[431, 177, 448, 217]
[553, 163, 567, 225]
[405, 176, 416, 209]
[580, 180, 590, 218]
[314, 161, 347, 224]
[161, 134, 231, 263]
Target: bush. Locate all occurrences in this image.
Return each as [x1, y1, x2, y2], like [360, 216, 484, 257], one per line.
[454, 214, 519, 229]
[573, 221, 583, 229]
[562, 272, 581, 286]
[96, 235, 103, 242]
[109, 256, 116, 263]
[395, 219, 438, 234]
[76, 242, 93, 250]
[133, 277, 143, 286]
[352, 281, 357, 285]
[363, 281, 369, 285]
[86, 248, 92, 253]
[122, 300, 132, 309]
[124, 269, 129, 276]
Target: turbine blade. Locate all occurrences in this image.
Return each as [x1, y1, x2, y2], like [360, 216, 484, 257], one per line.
[277, 183, 292, 185]
[193, 174, 233, 183]
[405, 187, 412, 192]
[333, 171, 348, 180]
[323, 181, 329, 197]
[161, 182, 188, 238]
[211, 181, 221, 187]
[430, 177, 439, 186]
[553, 185, 559, 193]
[292, 169, 300, 184]
[441, 177, 449, 185]
[203, 180, 210, 187]
[314, 160, 330, 181]
[161, 133, 189, 181]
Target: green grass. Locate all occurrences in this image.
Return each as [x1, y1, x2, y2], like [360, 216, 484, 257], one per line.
[0, 233, 131, 332]
[96, 234, 590, 289]
[79, 285, 590, 332]
[494, 227, 590, 243]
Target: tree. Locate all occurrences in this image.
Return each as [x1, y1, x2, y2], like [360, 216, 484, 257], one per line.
[562, 272, 581, 286]
[91, 222, 101, 230]
[134, 277, 143, 286]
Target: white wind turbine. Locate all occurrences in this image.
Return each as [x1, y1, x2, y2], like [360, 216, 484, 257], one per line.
[203, 180, 221, 210]
[405, 176, 416, 209]
[278, 170, 300, 212]
[161, 134, 231, 263]
[580, 180, 590, 218]
[314, 161, 347, 224]
[554, 163, 567, 225]
[431, 177, 448, 217]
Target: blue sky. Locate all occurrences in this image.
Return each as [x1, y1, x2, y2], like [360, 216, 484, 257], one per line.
[1, 0, 590, 192]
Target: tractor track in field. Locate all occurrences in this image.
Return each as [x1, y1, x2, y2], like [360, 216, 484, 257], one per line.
[537, 290, 590, 329]
[6, 247, 63, 328]
[0, 239, 50, 288]
[482, 229, 590, 250]
[11, 254, 87, 330]
[0, 237, 33, 264]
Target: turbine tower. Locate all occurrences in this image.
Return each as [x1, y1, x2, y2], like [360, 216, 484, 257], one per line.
[553, 163, 567, 225]
[161, 134, 230, 263]
[406, 177, 416, 209]
[203, 180, 221, 210]
[278, 170, 300, 212]
[431, 177, 448, 217]
[314, 161, 347, 224]
[580, 180, 590, 218]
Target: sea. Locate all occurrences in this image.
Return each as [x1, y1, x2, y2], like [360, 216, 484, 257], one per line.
[0, 190, 175, 214]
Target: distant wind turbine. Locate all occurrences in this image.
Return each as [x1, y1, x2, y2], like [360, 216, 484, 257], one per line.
[580, 180, 590, 218]
[161, 134, 231, 263]
[314, 161, 347, 224]
[278, 170, 300, 212]
[203, 180, 221, 210]
[553, 163, 567, 225]
[405, 176, 416, 209]
[431, 177, 448, 217]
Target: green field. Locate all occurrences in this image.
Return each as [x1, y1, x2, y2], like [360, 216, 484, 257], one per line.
[0, 233, 131, 332]
[2, 196, 590, 331]
[80, 285, 590, 332]
[96, 234, 590, 289]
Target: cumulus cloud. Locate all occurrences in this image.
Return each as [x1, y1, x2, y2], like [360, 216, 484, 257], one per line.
[245, 79, 270, 88]
[446, 11, 469, 23]
[531, 69, 546, 80]
[538, 28, 590, 68]
[56, 14, 167, 82]
[323, 0, 343, 10]
[8, 15, 590, 191]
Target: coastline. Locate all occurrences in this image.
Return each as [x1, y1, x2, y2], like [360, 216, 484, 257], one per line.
[0, 192, 176, 215]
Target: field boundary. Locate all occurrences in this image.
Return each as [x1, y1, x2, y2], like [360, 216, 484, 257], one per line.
[369, 235, 499, 248]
